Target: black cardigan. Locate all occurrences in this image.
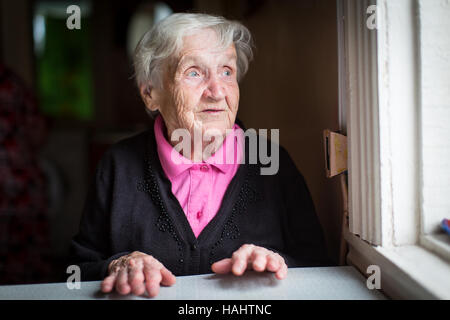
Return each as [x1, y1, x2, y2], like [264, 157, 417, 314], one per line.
[70, 122, 331, 280]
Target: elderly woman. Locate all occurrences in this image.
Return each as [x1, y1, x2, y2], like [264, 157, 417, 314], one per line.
[71, 13, 330, 297]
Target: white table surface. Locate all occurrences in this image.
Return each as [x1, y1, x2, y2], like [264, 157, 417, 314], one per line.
[0, 266, 386, 300]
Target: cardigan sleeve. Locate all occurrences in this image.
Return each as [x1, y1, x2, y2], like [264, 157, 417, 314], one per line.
[69, 151, 130, 281]
[276, 147, 332, 268]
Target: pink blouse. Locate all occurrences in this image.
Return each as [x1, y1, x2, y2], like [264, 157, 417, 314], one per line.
[154, 115, 244, 238]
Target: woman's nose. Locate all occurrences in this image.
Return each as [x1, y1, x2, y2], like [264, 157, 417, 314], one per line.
[203, 76, 225, 101]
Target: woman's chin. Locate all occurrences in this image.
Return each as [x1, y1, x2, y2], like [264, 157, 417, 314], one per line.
[197, 116, 232, 131]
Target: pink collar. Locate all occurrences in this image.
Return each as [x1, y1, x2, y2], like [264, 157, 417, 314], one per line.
[154, 115, 243, 180]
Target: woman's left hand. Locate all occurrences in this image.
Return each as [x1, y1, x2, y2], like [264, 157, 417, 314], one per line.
[211, 244, 288, 280]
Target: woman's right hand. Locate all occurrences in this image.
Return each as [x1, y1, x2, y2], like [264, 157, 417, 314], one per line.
[101, 251, 176, 297]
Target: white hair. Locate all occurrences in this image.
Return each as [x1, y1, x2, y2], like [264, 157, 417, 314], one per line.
[133, 13, 254, 118]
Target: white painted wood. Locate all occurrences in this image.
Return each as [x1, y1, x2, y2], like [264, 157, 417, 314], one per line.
[345, 229, 450, 299]
[342, 0, 423, 246]
[376, 0, 395, 249]
[340, 0, 381, 245]
[377, 0, 421, 246]
[376, 244, 450, 300]
[420, 234, 450, 263]
[342, 0, 450, 299]
[355, 0, 368, 241]
[344, 0, 358, 237]
[337, 0, 347, 135]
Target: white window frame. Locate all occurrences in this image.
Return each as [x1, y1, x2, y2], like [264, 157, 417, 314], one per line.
[338, 0, 450, 299]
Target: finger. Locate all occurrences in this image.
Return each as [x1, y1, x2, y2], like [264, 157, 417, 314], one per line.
[128, 265, 146, 296]
[211, 258, 233, 274]
[101, 272, 118, 293]
[266, 254, 282, 272]
[275, 262, 288, 280]
[115, 268, 131, 295]
[143, 266, 162, 298]
[160, 267, 176, 286]
[250, 249, 269, 272]
[231, 244, 254, 276]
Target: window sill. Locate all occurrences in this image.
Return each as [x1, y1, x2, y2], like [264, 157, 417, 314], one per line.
[420, 234, 450, 263]
[344, 229, 450, 299]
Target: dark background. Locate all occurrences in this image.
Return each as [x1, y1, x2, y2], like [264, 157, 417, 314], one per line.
[0, 0, 341, 284]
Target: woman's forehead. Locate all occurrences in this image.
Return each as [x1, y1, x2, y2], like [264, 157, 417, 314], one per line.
[177, 47, 237, 66]
[182, 28, 220, 49]
[178, 29, 236, 62]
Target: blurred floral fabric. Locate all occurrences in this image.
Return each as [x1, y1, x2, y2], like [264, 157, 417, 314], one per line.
[0, 63, 52, 284]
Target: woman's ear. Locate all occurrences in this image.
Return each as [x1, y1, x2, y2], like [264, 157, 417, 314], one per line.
[139, 84, 161, 112]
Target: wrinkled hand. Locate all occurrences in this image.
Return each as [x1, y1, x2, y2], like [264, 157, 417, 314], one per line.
[101, 251, 176, 297]
[211, 244, 288, 280]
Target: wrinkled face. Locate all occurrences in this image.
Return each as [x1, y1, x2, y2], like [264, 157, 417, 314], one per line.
[148, 28, 240, 144]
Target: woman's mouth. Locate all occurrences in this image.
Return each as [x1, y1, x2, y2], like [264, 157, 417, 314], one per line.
[202, 109, 224, 113]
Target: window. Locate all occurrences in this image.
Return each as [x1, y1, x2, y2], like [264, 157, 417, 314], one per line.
[338, 0, 450, 299]
[126, 2, 173, 59]
[33, 0, 94, 121]
[418, 0, 450, 262]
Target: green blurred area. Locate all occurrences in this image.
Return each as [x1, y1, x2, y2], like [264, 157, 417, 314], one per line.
[36, 17, 93, 121]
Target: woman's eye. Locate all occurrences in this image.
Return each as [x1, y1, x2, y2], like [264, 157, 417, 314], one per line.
[223, 69, 232, 76]
[187, 70, 200, 77]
